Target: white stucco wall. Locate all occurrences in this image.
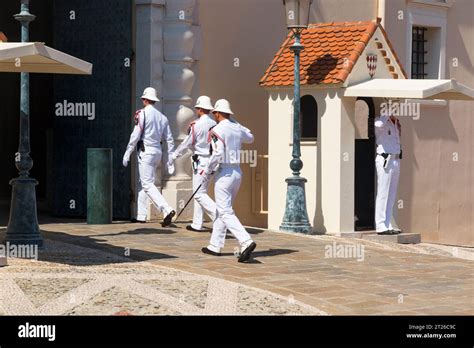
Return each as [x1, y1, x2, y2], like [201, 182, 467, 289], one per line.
[267, 88, 355, 235]
[267, 90, 294, 231]
[383, 0, 474, 246]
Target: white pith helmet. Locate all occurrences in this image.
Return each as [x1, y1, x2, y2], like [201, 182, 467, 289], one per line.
[194, 96, 214, 111]
[212, 99, 234, 115]
[141, 87, 160, 102]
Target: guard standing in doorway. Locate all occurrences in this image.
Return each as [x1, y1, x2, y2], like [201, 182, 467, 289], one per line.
[200, 99, 257, 263]
[170, 96, 217, 232]
[123, 87, 176, 227]
[375, 99, 402, 235]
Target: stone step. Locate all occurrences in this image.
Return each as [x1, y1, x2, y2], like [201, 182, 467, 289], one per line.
[364, 233, 421, 244]
[341, 230, 421, 244]
[340, 231, 377, 239]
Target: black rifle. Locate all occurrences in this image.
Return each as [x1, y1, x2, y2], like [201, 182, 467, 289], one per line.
[176, 184, 202, 220]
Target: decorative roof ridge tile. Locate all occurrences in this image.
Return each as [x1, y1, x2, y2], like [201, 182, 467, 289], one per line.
[377, 25, 408, 79]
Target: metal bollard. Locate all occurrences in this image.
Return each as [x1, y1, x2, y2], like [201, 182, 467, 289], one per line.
[87, 148, 113, 224]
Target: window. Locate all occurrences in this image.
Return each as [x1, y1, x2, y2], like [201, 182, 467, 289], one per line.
[412, 27, 428, 79]
[407, 2, 447, 79]
[411, 25, 443, 79]
[300, 95, 318, 140]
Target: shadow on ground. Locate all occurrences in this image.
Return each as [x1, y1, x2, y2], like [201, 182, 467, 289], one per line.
[0, 228, 178, 267]
[253, 248, 298, 258]
[91, 228, 176, 238]
[219, 248, 298, 265]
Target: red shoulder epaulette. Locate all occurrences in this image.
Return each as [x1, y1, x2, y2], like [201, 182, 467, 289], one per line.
[187, 121, 197, 144]
[134, 109, 144, 131]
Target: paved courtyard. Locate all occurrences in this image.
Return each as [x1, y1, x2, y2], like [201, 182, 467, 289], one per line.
[0, 219, 473, 315]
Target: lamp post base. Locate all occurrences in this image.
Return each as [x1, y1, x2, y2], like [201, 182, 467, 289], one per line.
[280, 176, 313, 234]
[5, 177, 43, 247]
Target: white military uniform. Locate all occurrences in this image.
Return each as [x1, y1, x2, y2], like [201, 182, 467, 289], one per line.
[203, 118, 255, 253]
[124, 104, 175, 221]
[173, 114, 217, 230]
[374, 115, 401, 232]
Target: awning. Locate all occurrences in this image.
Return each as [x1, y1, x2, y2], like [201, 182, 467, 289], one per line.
[0, 42, 92, 75]
[344, 79, 474, 101]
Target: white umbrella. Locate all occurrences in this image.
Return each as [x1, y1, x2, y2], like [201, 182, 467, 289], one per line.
[0, 41, 92, 266]
[0, 42, 92, 75]
[344, 79, 474, 101]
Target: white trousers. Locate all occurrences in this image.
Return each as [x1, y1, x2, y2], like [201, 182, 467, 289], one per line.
[375, 156, 400, 232]
[137, 151, 173, 221]
[208, 166, 253, 253]
[191, 156, 216, 230]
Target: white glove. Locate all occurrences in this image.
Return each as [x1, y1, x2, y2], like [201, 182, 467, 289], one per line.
[200, 170, 212, 185]
[122, 156, 129, 168]
[170, 152, 179, 161]
[167, 160, 175, 175]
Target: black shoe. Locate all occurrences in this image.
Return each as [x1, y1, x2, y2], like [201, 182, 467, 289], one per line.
[390, 229, 402, 235]
[377, 230, 392, 235]
[131, 218, 146, 224]
[201, 247, 221, 257]
[238, 242, 257, 263]
[161, 210, 176, 227]
[186, 225, 203, 232]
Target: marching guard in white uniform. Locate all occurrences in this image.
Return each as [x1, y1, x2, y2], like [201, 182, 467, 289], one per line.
[374, 104, 402, 235]
[170, 96, 217, 232]
[123, 87, 176, 227]
[200, 99, 257, 263]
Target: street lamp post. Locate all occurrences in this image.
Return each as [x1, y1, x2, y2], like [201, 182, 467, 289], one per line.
[5, 0, 43, 247]
[280, 0, 313, 234]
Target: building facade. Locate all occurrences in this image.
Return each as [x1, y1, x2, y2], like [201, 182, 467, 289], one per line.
[1, 0, 472, 246]
[195, 0, 473, 246]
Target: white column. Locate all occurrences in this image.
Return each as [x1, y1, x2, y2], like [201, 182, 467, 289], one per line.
[135, 0, 165, 108]
[160, 0, 201, 219]
[317, 92, 355, 235]
[134, 0, 166, 219]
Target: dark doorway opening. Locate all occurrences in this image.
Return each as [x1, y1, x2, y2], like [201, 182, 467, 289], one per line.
[300, 95, 318, 140]
[354, 97, 376, 231]
[0, 0, 133, 222]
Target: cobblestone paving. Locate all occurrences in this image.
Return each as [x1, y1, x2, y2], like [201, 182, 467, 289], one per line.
[0, 220, 473, 315]
[0, 239, 322, 316]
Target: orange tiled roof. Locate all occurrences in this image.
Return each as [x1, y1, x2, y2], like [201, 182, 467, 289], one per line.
[260, 20, 406, 87]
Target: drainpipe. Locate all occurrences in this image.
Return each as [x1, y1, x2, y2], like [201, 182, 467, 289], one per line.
[377, 0, 386, 27]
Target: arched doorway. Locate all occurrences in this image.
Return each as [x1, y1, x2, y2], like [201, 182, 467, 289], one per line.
[354, 97, 376, 230]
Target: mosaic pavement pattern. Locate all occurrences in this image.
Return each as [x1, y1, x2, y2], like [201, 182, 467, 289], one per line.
[0, 240, 325, 316]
